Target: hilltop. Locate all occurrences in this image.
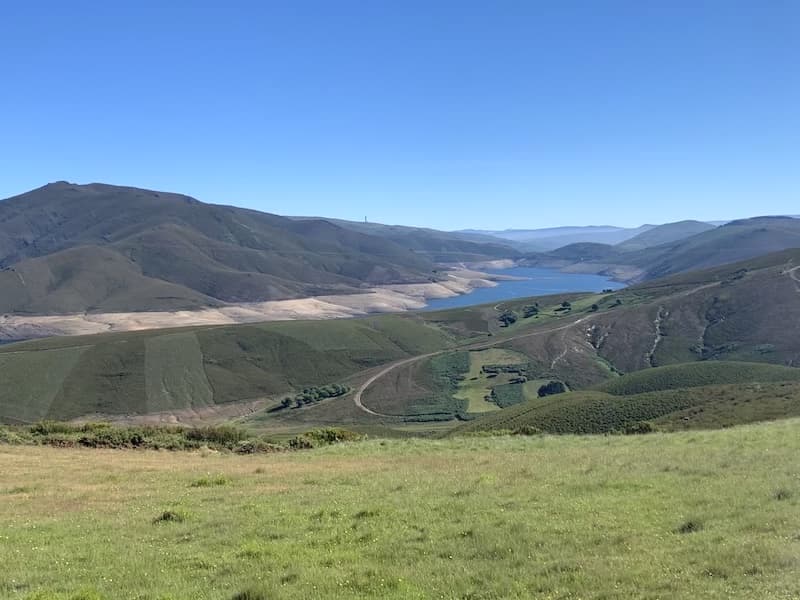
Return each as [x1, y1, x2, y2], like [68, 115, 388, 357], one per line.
[0, 182, 518, 314]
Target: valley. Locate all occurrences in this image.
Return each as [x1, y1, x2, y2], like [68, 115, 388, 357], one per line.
[3, 247, 800, 437]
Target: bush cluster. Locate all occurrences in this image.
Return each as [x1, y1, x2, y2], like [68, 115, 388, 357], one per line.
[0, 421, 362, 454]
[277, 384, 351, 410]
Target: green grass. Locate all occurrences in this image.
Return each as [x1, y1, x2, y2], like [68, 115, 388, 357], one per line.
[408, 352, 471, 418]
[595, 361, 800, 396]
[1, 420, 799, 598]
[0, 346, 88, 423]
[144, 332, 213, 412]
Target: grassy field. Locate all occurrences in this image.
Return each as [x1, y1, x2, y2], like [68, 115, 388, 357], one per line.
[1, 420, 799, 599]
[453, 348, 529, 413]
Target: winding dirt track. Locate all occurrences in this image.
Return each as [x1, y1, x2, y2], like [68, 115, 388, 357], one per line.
[353, 280, 725, 417]
[353, 315, 594, 418]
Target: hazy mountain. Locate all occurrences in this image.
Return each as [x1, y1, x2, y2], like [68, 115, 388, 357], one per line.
[460, 225, 656, 251]
[617, 220, 716, 251]
[524, 216, 800, 282]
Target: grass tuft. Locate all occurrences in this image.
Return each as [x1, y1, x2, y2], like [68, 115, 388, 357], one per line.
[675, 519, 704, 534]
[190, 474, 230, 488]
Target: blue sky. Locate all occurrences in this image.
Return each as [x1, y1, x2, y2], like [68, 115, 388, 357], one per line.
[1, 1, 798, 230]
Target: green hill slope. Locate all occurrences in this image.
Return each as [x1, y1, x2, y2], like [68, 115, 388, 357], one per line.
[0, 315, 452, 423]
[594, 361, 800, 395]
[456, 358, 800, 435]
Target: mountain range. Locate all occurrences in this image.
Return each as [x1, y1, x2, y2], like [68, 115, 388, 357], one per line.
[0, 182, 518, 314]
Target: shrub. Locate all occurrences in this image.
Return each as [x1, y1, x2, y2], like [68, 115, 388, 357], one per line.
[234, 439, 282, 454]
[538, 381, 567, 397]
[675, 519, 703, 534]
[288, 428, 364, 449]
[624, 421, 655, 435]
[184, 425, 246, 446]
[153, 510, 186, 524]
[512, 425, 543, 436]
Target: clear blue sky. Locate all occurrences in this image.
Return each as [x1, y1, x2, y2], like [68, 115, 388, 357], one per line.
[1, 1, 798, 230]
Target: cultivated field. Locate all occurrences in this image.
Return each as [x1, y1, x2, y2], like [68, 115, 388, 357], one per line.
[1, 420, 799, 599]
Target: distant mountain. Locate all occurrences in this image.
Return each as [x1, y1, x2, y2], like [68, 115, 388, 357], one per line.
[0, 183, 516, 315]
[617, 220, 716, 251]
[524, 216, 800, 282]
[460, 225, 656, 251]
[289, 217, 522, 261]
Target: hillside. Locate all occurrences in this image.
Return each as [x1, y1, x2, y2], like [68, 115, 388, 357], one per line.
[0, 315, 452, 423]
[0, 182, 517, 314]
[456, 361, 800, 435]
[291, 217, 523, 261]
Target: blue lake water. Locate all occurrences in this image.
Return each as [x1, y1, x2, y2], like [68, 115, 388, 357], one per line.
[423, 267, 625, 311]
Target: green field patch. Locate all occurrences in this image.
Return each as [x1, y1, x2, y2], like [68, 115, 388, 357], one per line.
[454, 348, 530, 413]
[408, 352, 471, 419]
[0, 346, 88, 423]
[145, 332, 214, 412]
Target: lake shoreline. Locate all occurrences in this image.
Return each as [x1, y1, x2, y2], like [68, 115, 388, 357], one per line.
[0, 266, 624, 342]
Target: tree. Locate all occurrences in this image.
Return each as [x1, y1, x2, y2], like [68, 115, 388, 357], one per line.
[538, 380, 567, 397]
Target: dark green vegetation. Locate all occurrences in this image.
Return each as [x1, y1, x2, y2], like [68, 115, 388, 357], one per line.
[0, 420, 364, 453]
[0, 182, 518, 314]
[2, 421, 799, 598]
[525, 216, 800, 282]
[275, 384, 351, 410]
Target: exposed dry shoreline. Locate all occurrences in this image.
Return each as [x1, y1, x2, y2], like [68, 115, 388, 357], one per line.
[0, 267, 514, 340]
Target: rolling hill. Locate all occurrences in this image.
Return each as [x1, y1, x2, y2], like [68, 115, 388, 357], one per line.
[291, 217, 524, 261]
[454, 359, 800, 435]
[0, 182, 518, 314]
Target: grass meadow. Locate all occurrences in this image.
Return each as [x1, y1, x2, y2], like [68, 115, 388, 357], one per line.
[1, 420, 799, 599]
